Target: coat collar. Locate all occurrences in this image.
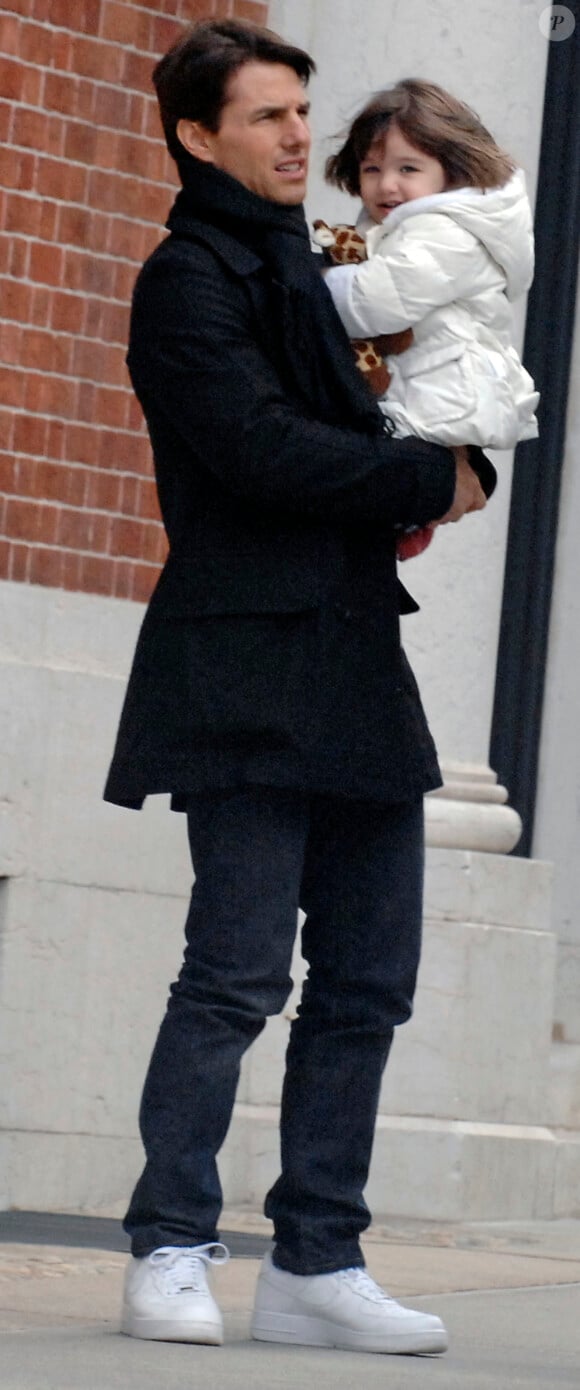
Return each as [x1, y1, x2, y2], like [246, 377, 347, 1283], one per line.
[166, 155, 309, 277]
[166, 210, 263, 277]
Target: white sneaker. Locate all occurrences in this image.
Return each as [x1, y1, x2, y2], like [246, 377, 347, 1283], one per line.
[251, 1252, 448, 1355]
[121, 1242, 229, 1343]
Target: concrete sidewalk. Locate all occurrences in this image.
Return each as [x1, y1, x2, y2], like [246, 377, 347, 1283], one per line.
[1, 1215, 579, 1388]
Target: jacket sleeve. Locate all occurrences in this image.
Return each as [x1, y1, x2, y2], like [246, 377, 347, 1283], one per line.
[324, 216, 485, 337]
[128, 248, 456, 528]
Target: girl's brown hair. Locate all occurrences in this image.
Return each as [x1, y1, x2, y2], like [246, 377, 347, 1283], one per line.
[326, 79, 515, 196]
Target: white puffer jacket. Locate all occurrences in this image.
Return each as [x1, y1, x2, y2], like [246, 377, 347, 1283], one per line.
[323, 170, 539, 449]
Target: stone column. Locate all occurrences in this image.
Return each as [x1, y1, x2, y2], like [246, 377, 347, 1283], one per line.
[403, 503, 524, 857]
[270, 0, 548, 860]
[531, 268, 580, 1216]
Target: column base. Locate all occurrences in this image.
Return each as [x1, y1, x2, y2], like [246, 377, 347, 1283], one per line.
[426, 761, 522, 853]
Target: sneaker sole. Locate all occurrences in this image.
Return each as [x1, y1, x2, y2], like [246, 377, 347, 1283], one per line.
[121, 1311, 223, 1345]
[250, 1309, 448, 1355]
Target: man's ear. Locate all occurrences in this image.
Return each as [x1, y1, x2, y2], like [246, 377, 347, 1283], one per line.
[176, 118, 215, 164]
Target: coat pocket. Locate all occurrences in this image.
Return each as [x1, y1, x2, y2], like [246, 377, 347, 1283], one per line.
[401, 348, 477, 432]
[130, 553, 324, 758]
[142, 606, 320, 757]
[390, 341, 529, 448]
[153, 551, 325, 617]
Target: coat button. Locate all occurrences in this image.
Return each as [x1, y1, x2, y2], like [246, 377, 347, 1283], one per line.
[334, 602, 353, 621]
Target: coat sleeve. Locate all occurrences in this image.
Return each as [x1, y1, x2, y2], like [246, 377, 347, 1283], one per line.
[128, 247, 456, 528]
[324, 216, 486, 337]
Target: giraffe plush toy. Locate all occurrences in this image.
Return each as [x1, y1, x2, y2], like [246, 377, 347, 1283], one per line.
[313, 220, 434, 561]
[313, 220, 415, 395]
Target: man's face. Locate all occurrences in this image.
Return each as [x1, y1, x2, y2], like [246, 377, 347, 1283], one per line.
[179, 61, 311, 205]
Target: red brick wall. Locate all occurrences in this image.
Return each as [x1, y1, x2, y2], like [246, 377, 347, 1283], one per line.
[0, 0, 269, 603]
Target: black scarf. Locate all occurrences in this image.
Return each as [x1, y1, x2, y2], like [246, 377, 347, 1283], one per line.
[167, 156, 385, 437]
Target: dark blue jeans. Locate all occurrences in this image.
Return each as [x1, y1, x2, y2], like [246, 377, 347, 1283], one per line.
[124, 787, 424, 1274]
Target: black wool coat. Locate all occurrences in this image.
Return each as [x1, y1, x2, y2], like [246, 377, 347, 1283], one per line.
[104, 161, 459, 810]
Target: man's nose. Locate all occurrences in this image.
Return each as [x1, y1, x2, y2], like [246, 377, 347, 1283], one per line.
[282, 113, 310, 147]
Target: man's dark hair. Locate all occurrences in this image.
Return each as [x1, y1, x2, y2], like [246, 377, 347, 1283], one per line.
[153, 18, 316, 163]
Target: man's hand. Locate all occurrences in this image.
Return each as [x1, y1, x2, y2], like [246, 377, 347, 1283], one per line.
[437, 447, 487, 524]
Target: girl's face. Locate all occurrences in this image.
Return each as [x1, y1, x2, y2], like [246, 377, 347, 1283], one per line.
[359, 122, 447, 223]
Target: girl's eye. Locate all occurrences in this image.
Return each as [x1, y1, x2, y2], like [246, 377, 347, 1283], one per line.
[362, 164, 379, 174]
[401, 165, 419, 173]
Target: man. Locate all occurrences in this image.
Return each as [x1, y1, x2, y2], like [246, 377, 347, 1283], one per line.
[104, 17, 490, 1356]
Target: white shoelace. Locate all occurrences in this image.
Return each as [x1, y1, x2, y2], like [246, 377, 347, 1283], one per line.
[151, 1243, 229, 1295]
[339, 1266, 395, 1304]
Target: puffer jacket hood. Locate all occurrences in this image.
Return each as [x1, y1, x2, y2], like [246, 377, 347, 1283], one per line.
[361, 170, 534, 302]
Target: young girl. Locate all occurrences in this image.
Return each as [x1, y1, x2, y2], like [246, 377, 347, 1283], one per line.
[319, 80, 539, 454]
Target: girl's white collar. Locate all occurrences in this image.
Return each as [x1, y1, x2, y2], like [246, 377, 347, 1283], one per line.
[357, 169, 526, 238]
